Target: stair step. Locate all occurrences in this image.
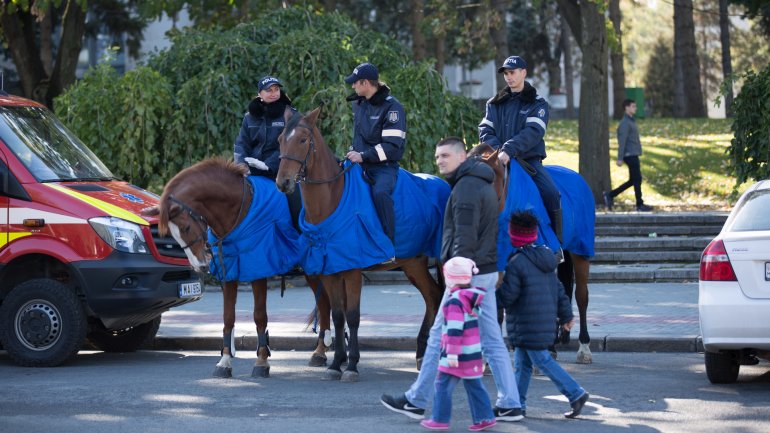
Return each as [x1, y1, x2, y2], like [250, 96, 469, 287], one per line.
[596, 225, 721, 237]
[593, 250, 702, 263]
[595, 236, 712, 251]
[588, 264, 699, 283]
[596, 211, 728, 226]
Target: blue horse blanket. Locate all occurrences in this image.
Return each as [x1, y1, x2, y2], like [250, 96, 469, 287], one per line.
[299, 163, 450, 275]
[497, 162, 596, 271]
[208, 176, 303, 282]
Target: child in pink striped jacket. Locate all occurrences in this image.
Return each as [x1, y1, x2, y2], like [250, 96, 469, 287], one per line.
[420, 257, 496, 432]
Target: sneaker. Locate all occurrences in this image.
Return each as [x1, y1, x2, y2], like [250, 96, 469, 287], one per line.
[564, 392, 590, 418]
[420, 419, 450, 430]
[636, 203, 653, 212]
[468, 419, 497, 431]
[380, 393, 425, 420]
[493, 406, 524, 422]
[602, 191, 614, 211]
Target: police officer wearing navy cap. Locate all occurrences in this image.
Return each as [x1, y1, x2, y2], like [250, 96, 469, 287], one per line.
[479, 56, 563, 251]
[234, 75, 302, 229]
[344, 62, 406, 246]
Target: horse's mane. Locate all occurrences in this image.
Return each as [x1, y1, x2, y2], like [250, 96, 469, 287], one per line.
[158, 157, 248, 235]
[467, 143, 496, 158]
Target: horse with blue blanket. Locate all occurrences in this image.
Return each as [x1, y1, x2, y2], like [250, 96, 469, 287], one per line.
[142, 158, 331, 378]
[473, 144, 595, 364]
[276, 108, 448, 382]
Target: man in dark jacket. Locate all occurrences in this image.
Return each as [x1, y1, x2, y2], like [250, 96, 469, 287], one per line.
[498, 210, 589, 419]
[479, 56, 563, 250]
[344, 62, 406, 245]
[381, 137, 524, 423]
[603, 99, 653, 212]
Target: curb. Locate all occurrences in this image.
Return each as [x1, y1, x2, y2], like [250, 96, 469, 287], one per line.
[152, 335, 705, 354]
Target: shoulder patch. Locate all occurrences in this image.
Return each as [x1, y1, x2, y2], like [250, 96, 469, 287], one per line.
[538, 108, 545, 118]
[387, 111, 399, 123]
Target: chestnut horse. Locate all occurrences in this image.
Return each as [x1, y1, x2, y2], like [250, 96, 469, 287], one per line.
[142, 158, 331, 377]
[275, 108, 444, 382]
[470, 144, 593, 364]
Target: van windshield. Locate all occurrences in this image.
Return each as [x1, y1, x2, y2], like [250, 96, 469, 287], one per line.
[0, 106, 114, 182]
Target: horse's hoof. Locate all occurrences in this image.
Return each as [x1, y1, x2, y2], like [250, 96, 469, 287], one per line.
[415, 357, 423, 371]
[323, 368, 342, 381]
[212, 366, 232, 378]
[251, 365, 270, 378]
[341, 370, 359, 382]
[308, 354, 327, 367]
[576, 343, 593, 364]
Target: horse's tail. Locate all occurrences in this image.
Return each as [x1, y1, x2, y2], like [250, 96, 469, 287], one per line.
[303, 306, 318, 332]
[434, 258, 445, 290]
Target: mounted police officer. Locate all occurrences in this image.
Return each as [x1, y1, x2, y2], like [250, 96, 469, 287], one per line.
[479, 56, 563, 254]
[233, 75, 301, 230]
[344, 62, 406, 246]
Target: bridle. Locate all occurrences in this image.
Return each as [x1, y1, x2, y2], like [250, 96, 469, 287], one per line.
[166, 177, 251, 270]
[279, 119, 351, 185]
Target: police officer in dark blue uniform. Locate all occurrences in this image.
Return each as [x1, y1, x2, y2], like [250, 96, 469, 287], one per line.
[479, 56, 563, 248]
[344, 63, 406, 246]
[234, 75, 302, 230]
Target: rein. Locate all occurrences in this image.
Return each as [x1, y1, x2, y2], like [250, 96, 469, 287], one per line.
[279, 124, 352, 185]
[168, 176, 252, 272]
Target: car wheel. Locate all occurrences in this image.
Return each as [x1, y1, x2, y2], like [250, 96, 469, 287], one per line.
[705, 350, 740, 384]
[0, 279, 87, 367]
[87, 316, 161, 352]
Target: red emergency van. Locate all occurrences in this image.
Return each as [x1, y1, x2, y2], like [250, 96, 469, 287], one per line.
[0, 92, 202, 367]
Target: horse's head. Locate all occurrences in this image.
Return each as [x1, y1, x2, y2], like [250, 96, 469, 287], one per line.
[276, 107, 322, 194]
[147, 158, 247, 273]
[468, 143, 508, 212]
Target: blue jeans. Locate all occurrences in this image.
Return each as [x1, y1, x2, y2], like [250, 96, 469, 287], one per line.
[405, 272, 521, 409]
[431, 373, 494, 424]
[514, 348, 585, 410]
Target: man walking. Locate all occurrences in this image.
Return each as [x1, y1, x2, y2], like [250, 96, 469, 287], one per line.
[380, 137, 524, 423]
[603, 99, 653, 212]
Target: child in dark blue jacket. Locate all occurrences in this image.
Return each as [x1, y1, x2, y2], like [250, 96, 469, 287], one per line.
[497, 210, 589, 419]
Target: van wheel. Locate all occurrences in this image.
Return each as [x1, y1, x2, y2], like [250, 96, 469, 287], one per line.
[0, 279, 87, 367]
[705, 350, 740, 384]
[87, 317, 161, 352]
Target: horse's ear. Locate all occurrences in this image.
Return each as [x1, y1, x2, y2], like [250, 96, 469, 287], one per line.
[283, 106, 294, 122]
[141, 205, 159, 217]
[306, 107, 321, 125]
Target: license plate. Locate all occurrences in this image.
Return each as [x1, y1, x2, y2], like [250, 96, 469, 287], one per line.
[766, 262, 770, 281]
[179, 281, 202, 298]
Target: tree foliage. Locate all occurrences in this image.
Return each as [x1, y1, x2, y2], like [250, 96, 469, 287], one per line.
[55, 6, 480, 190]
[726, 65, 770, 186]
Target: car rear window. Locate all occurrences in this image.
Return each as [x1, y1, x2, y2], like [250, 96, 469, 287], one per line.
[730, 189, 770, 231]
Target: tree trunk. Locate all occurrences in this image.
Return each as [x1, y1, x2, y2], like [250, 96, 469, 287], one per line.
[410, 0, 426, 61]
[719, 0, 734, 117]
[556, 0, 581, 46]
[562, 14, 575, 119]
[0, 9, 46, 101]
[609, 0, 626, 119]
[41, 12, 54, 76]
[434, 36, 446, 75]
[489, 0, 509, 91]
[673, 0, 706, 117]
[47, 0, 87, 108]
[577, 1, 610, 203]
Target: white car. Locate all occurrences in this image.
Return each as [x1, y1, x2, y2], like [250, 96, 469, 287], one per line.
[699, 179, 770, 383]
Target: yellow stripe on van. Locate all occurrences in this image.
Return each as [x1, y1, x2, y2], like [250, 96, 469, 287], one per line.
[43, 183, 149, 226]
[0, 232, 31, 249]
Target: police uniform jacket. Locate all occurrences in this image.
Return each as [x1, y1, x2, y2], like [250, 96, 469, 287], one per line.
[348, 84, 406, 168]
[233, 92, 296, 178]
[478, 81, 549, 161]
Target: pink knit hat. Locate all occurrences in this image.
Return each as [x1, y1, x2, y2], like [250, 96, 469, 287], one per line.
[443, 256, 479, 287]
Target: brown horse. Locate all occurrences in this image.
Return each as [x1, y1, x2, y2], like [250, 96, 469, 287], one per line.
[142, 158, 332, 377]
[275, 108, 444, 382]
[469, 144, 593, 364]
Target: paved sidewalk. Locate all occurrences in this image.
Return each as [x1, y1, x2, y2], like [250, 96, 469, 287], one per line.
[154, 281, 701, 354]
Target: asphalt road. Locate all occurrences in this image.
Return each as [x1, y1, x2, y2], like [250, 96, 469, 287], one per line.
[1, 350, 769, 433]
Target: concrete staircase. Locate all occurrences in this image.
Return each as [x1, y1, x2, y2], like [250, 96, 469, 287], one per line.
[589, 211, 729, 282]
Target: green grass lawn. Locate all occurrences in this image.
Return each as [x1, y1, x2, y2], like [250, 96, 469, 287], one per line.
[545, 118, 741, 211]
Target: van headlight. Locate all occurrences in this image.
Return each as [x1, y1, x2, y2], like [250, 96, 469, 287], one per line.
[89, 217, 149, 254]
